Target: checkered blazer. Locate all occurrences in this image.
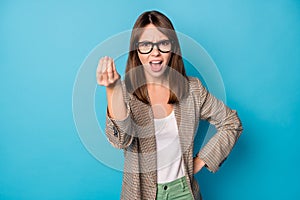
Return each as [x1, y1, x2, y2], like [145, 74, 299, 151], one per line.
[105, 77, 243, 200]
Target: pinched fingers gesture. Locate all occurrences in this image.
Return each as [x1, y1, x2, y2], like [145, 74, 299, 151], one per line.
[96, 56, 120, 87]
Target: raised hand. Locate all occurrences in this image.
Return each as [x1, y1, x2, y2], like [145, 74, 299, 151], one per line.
[96, 56, 120, 87]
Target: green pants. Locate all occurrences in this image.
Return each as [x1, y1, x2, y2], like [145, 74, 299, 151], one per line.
[156, 176, 194, 200]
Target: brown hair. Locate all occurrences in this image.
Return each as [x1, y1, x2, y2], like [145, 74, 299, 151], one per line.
[125, 10, 189, 104]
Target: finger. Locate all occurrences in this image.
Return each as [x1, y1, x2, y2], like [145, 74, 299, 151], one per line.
[112, 60, 119, 79]
[101, 56, 108, 73]
[101, 71, 108, 86]
[97, 58, 103, 73]
[96, 59, 103, 84]
[97, 58, 103, 74]
[97, 73, 103, 85]
[107, 58, 114, 83]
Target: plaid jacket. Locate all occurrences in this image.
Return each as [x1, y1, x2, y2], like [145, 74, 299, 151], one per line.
[105, 77, 243, 200]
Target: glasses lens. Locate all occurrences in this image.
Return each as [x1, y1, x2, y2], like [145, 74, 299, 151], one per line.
[138, 42, 152, 54]
[158, 40, 172, 52]
[137, 40, 172, 54]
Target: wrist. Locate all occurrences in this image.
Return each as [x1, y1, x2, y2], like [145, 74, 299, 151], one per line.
[106, 78, 121, 93]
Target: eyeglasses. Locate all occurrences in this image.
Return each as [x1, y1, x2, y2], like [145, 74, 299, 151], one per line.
[136, 40, 173, 54]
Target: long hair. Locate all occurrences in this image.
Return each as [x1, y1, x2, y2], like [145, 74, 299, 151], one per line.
[125, 10, 189, 104]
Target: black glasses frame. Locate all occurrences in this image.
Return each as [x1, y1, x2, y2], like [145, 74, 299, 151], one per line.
[136, 40, 173, 54]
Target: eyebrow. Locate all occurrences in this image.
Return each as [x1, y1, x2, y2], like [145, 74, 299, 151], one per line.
[138, 39, 169, 42]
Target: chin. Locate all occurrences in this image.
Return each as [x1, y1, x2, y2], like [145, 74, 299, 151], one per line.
[144, 65, 169, 80]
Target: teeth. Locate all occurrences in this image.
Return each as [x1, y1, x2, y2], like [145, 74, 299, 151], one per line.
[151, 61, 162, 64]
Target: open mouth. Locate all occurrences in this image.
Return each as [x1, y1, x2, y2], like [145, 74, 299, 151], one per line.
[149, 61, 163, 72]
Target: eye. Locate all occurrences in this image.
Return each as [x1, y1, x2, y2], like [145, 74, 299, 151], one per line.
[139, 42, 152, 47]
[160, 40, 171, 46]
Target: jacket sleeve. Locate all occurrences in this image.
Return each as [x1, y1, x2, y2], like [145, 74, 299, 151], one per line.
[196, 79, 243, 173]
[105, 82, 133, 149]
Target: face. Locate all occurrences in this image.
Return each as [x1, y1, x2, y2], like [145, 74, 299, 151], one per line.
[137, 24, 172, 82]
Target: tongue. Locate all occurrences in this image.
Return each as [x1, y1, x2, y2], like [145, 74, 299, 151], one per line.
[150, 63, 162, 72]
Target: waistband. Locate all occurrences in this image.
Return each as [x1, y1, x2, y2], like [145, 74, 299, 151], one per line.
[157, 176, 188, 191]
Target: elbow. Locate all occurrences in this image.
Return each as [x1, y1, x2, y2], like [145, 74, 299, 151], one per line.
[105, 125, 133, 149]
[108, 137, 133, 149]
[105, 111, 133, 149]
[233, 110, 243, 139]
[220, 109, 243, 139]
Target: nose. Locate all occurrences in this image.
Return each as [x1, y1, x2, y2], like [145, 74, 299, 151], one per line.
[151, 44, 160, 56]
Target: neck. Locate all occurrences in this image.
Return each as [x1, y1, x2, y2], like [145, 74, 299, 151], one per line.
[145, 74, 169, 87]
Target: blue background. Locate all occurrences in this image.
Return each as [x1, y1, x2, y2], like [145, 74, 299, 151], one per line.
[1, 0, 299, 199]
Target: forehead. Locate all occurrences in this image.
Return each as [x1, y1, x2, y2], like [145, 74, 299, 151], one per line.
[139, 24, 169, 41]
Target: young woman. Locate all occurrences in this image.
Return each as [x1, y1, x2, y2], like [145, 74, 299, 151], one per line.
[96, 10, 243, 200]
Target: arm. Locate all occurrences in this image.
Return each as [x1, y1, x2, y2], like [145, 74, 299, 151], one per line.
[196, 79, 243, 173]
[97, 56, 133, 149]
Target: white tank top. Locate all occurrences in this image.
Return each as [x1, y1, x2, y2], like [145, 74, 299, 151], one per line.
[154, 110, 185, 183]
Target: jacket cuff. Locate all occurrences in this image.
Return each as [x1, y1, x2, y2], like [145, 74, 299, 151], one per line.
[196, 132, 232, 173]
[105, 104, 133, 149]
[197, 150, 220, 173]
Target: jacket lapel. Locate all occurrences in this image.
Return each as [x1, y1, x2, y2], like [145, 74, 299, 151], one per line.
[130, 96, 157, 185]
[175, 97, 195, 160]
